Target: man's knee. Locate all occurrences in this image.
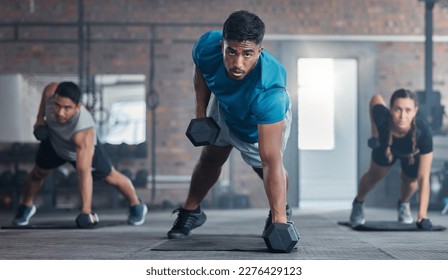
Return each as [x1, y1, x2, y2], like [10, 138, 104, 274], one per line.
[103, 167, 119, 184]
[198, 146, 231, 168]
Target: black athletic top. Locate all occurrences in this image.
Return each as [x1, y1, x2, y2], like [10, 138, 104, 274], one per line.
[372, 104, 433, 157]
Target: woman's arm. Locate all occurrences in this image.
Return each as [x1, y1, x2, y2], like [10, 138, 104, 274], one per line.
[369, 95, 386, 138]
[417, 152, 433, 221]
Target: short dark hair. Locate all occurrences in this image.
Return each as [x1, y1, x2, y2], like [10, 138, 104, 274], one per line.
[222, 10, 265, 45]
[55, 81, 82, 104]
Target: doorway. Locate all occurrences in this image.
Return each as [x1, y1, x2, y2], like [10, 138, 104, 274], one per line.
[297, 58, 358, 208]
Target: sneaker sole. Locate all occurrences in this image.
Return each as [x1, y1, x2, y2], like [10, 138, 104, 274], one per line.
[13, 206, 37, 226]
[399, 218, 414, 224]
[167, 231, 192, 239]
[350, 219, 366, 227]
[128, 204, 148, 226]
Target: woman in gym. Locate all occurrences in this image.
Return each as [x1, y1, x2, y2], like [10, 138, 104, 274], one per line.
[350, 88, 433, 229]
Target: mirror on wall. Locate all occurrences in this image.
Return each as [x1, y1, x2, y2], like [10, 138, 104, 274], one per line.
[0, 73, 147, 158]
[93, 74, 146, 145]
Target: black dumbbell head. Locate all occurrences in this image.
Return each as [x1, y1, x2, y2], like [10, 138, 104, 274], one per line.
[34, 125, 49, 141]
[76, 213, 99, 228]
[263, 221, 300, 253]
[416, 218, 432, 230]
[186, 118, 221, 146]
[367, 137, 380, 149]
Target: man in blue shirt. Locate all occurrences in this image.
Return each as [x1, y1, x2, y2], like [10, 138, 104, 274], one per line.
[167, 10, 292, 239]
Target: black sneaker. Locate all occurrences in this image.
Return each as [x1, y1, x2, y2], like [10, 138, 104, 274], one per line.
[167, 207, 207, 239]
[13, 204, 37, 226]
[263, 204, 292, 234]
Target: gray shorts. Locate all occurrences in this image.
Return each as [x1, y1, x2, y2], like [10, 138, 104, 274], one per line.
[207, 95, 292, 168]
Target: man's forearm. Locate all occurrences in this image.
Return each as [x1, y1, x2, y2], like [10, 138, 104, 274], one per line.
[77, 169, 93, 213]
[263, 164, 287, 223]
[193, 66, 211, 118]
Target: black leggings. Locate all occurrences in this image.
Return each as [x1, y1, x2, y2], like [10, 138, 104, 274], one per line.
[36, 139, 113, 180]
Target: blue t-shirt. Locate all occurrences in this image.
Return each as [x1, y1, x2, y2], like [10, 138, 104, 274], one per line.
[192, 30, 290, 143]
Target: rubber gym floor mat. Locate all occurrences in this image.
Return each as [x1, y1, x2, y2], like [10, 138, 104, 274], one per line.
[152, 234, 297, 252]
[338, 221, 447, 231]
[0, 220, 126, 230]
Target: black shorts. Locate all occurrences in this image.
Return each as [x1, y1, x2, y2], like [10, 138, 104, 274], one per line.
[371, 148, 420, 179]
[35, 139, 113, 180]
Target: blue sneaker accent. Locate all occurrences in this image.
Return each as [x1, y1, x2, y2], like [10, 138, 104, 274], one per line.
[128, 199, 148, 225]
[13, 204, 37, 226]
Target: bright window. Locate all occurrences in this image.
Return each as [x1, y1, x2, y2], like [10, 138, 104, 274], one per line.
[298, 58, 335, 150]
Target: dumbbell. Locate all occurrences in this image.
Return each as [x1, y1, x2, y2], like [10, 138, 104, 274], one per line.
[367, 137, 380, 149]
[416, 218, 432, 230]
[34, 125, 49, 141]
[76, 213, 99, 228]
[185, 117, 221, 146]
[262, 221, 300, 253]
[133, 169, 148, 188]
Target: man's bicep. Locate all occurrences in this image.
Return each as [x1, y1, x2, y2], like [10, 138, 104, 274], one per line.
[258, 121, 285, 161]
[73, 128, 95, 149]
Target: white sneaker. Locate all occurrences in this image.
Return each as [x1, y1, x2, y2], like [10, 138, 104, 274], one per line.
[350, 199, 366, 226]
[398, 201, 413, 224]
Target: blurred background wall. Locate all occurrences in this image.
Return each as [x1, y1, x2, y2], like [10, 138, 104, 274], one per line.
[1, 0, 448, 212]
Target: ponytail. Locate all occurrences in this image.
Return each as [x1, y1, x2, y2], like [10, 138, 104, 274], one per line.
[385, 116, 417, 166]
[385, 118, 394, 163]
[407, 117, 417, 165]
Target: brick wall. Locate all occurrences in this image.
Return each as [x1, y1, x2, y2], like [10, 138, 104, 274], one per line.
[1, 0, 448, 209]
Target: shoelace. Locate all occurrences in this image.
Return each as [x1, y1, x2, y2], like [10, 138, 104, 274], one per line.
[171, 208, 198, 229]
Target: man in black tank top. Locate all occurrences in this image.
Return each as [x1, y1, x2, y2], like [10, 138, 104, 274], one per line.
[12, 82, 148, 228]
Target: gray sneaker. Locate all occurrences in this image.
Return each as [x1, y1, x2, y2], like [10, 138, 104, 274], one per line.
[13, 204, 37, 226]
[398, 200, 413, 224]
[350, 199, 365, 226]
